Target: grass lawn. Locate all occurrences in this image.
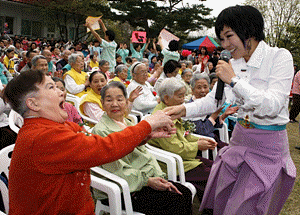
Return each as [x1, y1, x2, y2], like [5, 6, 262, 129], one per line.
[280, 117, 300, 215]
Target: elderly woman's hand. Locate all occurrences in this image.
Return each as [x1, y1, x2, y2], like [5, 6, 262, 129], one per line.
[147, 177, 182, 195]
[197, 137, 217, 151]
[128, 86, 143, 103]
[144, 110, 174, 132]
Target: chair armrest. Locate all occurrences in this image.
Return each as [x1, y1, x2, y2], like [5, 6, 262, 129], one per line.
[0, 178, 8, 214]
[90, 175, 122, 215]
[67, 95, 98, 125]
[127, 114, 138, 125]
[192, 134, 218, 160]
[216, 122, 229, 143]
[145, 144, 186, 184]
[130, 110, 143, 122]
[91, 167, 134, 215]
[145, 147, 177, 181]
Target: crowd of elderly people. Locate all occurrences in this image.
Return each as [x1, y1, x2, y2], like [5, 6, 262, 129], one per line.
[0, 17, 236, 215]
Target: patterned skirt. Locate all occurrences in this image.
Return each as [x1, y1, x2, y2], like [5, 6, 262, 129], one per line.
[199, 123, 296, 215]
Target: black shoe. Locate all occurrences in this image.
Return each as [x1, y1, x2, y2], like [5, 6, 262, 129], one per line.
[295, 146, 300, 150]
[289, 119, 298, 123]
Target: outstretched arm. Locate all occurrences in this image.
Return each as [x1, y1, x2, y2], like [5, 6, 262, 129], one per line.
[158, 35, 164, 50]
[85, 22, 102, 44]
[98, 19, 107, 33]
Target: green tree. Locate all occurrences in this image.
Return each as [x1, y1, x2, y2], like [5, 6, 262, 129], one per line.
[101, 0, 214, 40]
[245, 0, 300, 69]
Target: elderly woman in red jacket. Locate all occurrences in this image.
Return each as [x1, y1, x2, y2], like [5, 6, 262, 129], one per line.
[2, 69, 175, 215]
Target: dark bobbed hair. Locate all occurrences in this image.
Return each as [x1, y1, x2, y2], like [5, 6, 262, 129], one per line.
[105, 30, 115, 41]
[150, 55, 157, 62]
[52, 77, 65, 87]
[163, 60, 181, 74]
[26, 49, 38, 58]
[215, 5, 265, 44]
[125, 56, 132, 63]
[168, 40, 179, 51]
[3, 70, 45, 117]
[100, 81, 127, 100]
[89, 70, 107, 83]
[199, 46, 208, 55]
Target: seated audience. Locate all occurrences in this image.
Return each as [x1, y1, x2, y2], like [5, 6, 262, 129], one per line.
[92, 81, 192, 215]
[88, 54, 99, 71]
[110, 64, 129, 87]
[31, 55, 48, 75]
[80, 70, 142, 123]
[0, 62, 13, 84]
[115, 53, 123, 66]
[154, 59, 181, 92]
[125, 56, 133, 80]
[147, 62, 163, 86]
[127, 62, 159, 115]
[56, 50, 71, 71]
[178, 61, 186, 75]
[17, 51, 27, 72]
[63, 53, 90, 97]
[42, 49, 56, 75]
[79, 71, 108, 122]
[3, 69, 174, 214]
[181, 68, 193, 101]
[209, 73, 218, 90]
[52, 77, 83, 124]
[99, 60, 110, 80]
[0, 81, 17, 150]
[3, 47, 16, 75]
[20, 49, 38, 73]
[188, 73, 237, 142]
[148, 77, 218, 201]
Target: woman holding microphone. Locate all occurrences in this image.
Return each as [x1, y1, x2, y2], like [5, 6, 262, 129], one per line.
[165, 5, 296, 215]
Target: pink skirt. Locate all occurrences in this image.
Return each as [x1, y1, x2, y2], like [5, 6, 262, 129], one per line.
[199, 123, 296, 215]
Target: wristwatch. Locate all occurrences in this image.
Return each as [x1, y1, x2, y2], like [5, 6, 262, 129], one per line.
[230, 76, 240, 88]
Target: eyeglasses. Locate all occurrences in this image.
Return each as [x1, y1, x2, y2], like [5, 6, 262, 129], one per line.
[136, 70, 148, 76]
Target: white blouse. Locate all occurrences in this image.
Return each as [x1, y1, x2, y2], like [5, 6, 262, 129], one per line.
[184, 41, 294, 126]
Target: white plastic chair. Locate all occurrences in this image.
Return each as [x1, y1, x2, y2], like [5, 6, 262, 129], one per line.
[68, 94, 98, 125]
[0, 144, 15, 214]
[65, 94, 96, 132]
[130, 110, 143, 122]
[0, 176, 8, 215]
[192, 134, 218, 161]
[145, 144, 197, 197]
[91, 147, 196, 215]
[8, 110, 24, 134]
[216, 121, 230, 143]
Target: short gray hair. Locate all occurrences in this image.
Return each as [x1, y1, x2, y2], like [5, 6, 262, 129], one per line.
[181, 68, 193, 76]
[68, 53, 82, 64]
[31, 55, 46, 67]
[115, 64, 128, 75]
[141, 58, 149, 63]
[186, 61, 193, 67]
[99, 60, 109, 67]
[158, 77, 185, 103]
[130, 62, 144, 76]
[190, 73, 210, 89]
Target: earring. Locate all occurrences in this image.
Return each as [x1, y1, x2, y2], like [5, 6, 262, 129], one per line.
[246, 39, 251, 51]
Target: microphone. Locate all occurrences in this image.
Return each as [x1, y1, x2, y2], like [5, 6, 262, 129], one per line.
[215, 50, 231, 104]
